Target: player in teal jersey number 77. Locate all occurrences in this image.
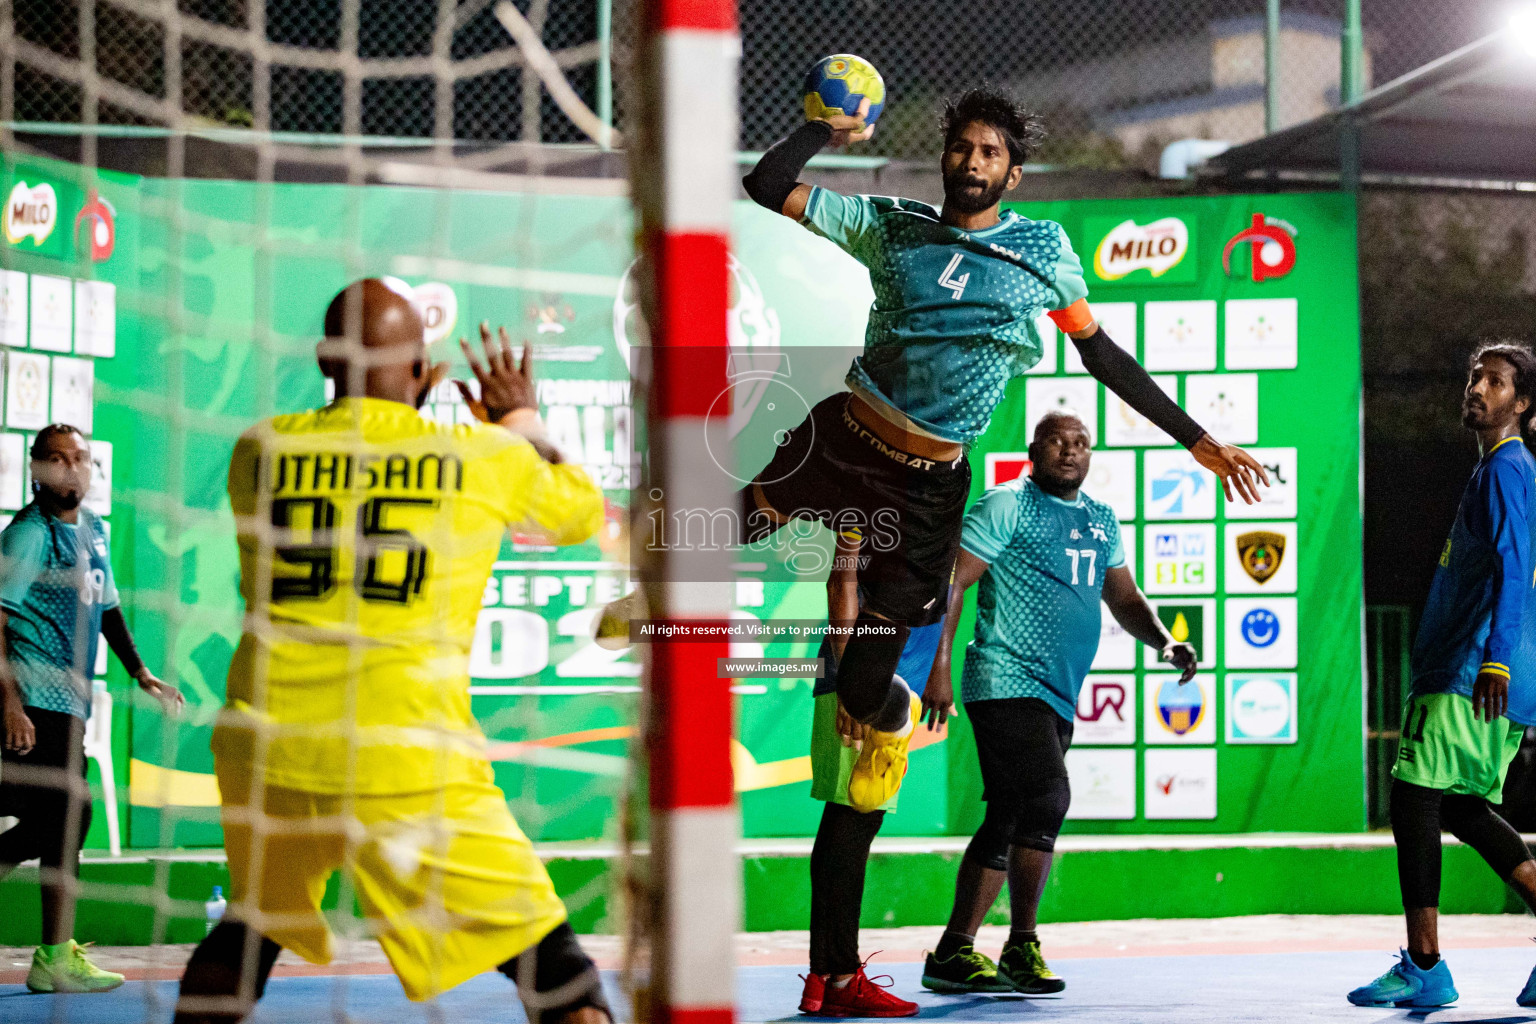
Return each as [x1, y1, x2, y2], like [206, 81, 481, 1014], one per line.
[738, 88, 1267, 816]
[918, 411, 1196, 995]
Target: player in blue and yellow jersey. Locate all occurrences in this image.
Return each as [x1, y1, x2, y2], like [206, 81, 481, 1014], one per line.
[738, 88, 1266, 814]
[1351, 344, 1536, 1010]
[174, 280, 610, 1024]
[917, 411, 1195, 995]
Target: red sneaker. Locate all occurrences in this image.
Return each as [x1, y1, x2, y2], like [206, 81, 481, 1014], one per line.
[820, 965, 919, 1018]
[800, 973, 827, 1014]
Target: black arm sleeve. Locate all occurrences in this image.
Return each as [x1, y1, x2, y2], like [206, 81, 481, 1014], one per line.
[101, 606, 146, 678]
[1072, 325, 1207, 450]
[742, 120, 833, 213]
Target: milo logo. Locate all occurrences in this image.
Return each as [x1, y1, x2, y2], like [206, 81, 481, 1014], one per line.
[4, 181, 57, 247]
[1089, 216, 1194, 285]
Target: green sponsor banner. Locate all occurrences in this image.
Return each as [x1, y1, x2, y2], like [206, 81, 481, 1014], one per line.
[1, 152, 1362, 847]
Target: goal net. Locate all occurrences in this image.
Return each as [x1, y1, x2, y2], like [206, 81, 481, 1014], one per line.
[0, 0, 728, 1019]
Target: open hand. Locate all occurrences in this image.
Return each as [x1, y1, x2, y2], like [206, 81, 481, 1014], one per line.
[816, 96, 875, 148]
[136, 669, 184, 714]
[1190, 434, 1270, 504]
[458, 322, 536, 424]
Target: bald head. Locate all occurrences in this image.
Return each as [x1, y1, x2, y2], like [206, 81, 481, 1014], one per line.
[320, 278, 431, 405]
[1033, 409, 1088, 443]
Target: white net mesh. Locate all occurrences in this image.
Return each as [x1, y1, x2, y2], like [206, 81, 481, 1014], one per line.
[0, 2, 643, 1021]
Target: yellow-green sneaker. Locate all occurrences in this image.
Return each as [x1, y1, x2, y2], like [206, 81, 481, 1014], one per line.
[847, 692, 920, 813]
[921, 946, 1014, 994]
[998, 941, 1065, 995]
[26, 940, 126, 993]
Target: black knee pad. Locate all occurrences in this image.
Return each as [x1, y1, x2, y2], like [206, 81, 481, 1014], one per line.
[967, 804, 1014, 872]
[500, 922, 610, 1024]
[1442, 794, 1535, 881]
[740, 485, 782, 545]
[1391, 779, 1444, 907]
[174, 922, 283, 1024]
[1011, 773, 1072, 853]
[836, 613, 910, 723]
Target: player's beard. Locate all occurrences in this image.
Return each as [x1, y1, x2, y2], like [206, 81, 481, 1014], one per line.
[1462, 398, 1499, 430]
[38, 484, 84, 511]
[943, 169, 1008, 215]
[1032, 463, 1088, 497]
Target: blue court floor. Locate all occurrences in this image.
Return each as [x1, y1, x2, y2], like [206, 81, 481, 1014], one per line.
[8, 947, 1536, 1024]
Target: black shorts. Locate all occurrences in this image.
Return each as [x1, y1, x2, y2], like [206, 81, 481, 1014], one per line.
[969, 697, 1074, 806]
[754, 392, 971, 626]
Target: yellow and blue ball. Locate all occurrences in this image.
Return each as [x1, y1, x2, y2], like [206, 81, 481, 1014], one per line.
[803, 54, 885, 126]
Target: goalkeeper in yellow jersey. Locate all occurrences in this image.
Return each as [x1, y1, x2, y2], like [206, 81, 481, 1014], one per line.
[174, 279, 609, 1024]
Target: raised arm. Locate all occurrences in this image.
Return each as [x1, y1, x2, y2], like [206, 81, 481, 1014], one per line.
[921, 548, 991, 729]
[742, 98, 873, 220]
[1101, 565, 1196, 682]
[462, 322, 605, 546]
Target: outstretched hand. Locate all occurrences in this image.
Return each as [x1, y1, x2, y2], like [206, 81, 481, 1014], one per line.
[136, 668, 184, 714]
[1162, 642, 1199, 684]
[815, 96, 875, 148]
[1190, 434, 1270, 504]
[457, 322, 536, 424]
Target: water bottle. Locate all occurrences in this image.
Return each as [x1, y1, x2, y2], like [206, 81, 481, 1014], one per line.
[205, 885, 226, 935]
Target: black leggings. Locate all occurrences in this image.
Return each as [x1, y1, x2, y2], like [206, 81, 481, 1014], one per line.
[0, 707, 91, 944]
[809, 802, 885, 976]
[175, 920, 608, 1024]
[1391, 778, 1534, 907]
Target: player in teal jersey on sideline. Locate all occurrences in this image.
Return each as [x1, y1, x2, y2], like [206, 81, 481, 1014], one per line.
[736, 88, 1265, 817]
[917, 411, 1195, 995]
[0, 424, 181, 994]
[1350, 344, 1536, 1010]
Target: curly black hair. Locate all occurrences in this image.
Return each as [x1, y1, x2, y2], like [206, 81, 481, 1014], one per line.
[1470, 341, 1536, 437]
[31, 423, 86, 459]
[940, 89, 1046, 167]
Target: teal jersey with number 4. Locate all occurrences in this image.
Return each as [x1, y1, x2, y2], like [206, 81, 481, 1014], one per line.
[959, 478, 1124, 720]
[801, 188, 1089, 444]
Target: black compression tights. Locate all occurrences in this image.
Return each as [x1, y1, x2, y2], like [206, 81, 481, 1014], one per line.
[176, 922, 608, 1024]
[1391, 778, 1534, 907]
[809, 802, 886, 976]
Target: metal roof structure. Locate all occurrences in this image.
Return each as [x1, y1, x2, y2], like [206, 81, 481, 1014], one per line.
[1206, 27, 1536, 190]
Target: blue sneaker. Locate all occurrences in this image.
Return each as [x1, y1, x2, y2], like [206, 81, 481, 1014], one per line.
[1517, 961, 1536, 1006]
[1347, 951, 1457, 1008]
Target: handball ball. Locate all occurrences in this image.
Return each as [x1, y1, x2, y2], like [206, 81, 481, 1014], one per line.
[803, 54, 885, 126]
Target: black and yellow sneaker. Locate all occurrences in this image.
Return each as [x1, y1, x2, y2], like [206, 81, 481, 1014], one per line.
[920, 946, 1014, 994]
[997, 941, 1065, 994]
[593, 589, 646, 650]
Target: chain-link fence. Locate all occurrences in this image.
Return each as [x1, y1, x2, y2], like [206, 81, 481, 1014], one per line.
[6, 0, 606, 145]
[1, 0, 1523, 163]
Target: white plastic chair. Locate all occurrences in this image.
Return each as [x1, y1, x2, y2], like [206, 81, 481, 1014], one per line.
[84, 681, 120, 856]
